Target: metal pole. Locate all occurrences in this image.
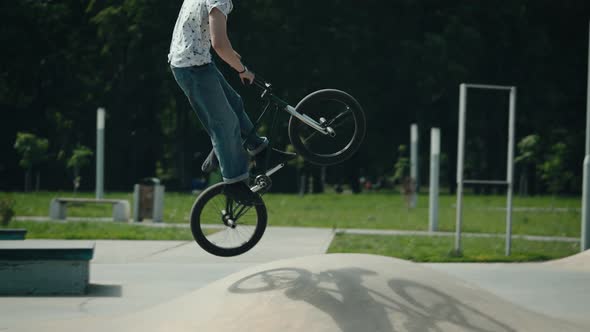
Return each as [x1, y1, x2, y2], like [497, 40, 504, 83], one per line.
[133, 184, 140, 222]
[586, 21, 590, 159]
[96, 108, 105, 199]
[429, 128, 440, 232]
[583, 157, 590, 250]
[410, 124, 419, 208]
[455, 84, 467, 253]
[506, 88, 517, 256]
[582, 20, 590, 251]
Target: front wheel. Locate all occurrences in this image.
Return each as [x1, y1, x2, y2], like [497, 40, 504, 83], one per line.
[190, 183, 267, 257]
[288, 89, 366, 166]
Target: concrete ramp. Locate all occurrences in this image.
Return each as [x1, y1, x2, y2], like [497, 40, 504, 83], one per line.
[545, 249, 590, 271]
[14, 254, 584, 332]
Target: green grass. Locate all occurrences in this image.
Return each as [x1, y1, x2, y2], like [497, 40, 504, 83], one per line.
[2, 221, 199, 241]
[1, 191, 582, 263]
[260, 192, 581, 238]
[1, 191, 582, 237]
[328, 233, 580, 262]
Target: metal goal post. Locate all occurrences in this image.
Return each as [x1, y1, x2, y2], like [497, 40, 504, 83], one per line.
[455, 83, 517, 256]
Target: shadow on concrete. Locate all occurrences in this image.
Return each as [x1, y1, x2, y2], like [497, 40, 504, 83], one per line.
[0, 284, 122, 298]
[388, 279, 515, 332]
[228, 268, 516, 332]
[86, 283, 123, 297]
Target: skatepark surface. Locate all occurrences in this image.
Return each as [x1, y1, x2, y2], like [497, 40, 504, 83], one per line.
[2, 229, 590, 332]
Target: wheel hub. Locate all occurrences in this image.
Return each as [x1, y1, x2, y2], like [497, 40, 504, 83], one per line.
[221, 211, 236, 228]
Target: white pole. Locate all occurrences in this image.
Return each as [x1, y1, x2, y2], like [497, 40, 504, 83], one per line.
[410, 124, 419, 208]
[96, 108, 105, 199]
[583, 157, 590, 250]
[506, 88, 517, 256]
[429, 128, 440, 232]
[582, 20, 590, 251]
[455, 84, 467, 253]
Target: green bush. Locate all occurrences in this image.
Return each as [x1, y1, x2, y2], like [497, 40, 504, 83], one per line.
[0, 197, 16, 226]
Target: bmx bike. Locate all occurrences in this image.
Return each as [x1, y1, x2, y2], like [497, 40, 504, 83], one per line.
[190, 76, 366, 257]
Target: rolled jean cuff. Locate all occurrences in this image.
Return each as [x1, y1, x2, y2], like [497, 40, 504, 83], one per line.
[223, 172, 250, 184]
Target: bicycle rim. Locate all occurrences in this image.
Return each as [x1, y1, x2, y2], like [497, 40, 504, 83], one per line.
[289, 90, 365, 165]
[190, 183, 267, 257]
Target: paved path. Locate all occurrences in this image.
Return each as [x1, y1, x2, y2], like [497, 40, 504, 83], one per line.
[11, 254, 587, 332]
[2, 220, 589, 331]
[0, 226, 334, 330]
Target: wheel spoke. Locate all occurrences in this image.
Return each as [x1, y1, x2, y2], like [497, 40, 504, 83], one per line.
[236, 226, 250, 245]
[325, 107, 352, 127]
[292, 98, 358, 158]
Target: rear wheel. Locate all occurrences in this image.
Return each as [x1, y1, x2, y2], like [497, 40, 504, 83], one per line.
[288, 89, 366, 166]
[190, 183, 267, 257]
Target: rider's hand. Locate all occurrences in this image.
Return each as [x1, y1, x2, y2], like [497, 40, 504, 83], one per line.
[239, 67, 255, 85]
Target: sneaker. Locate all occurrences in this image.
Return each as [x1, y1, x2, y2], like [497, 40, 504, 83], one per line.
[254, 147, 298, 170]
[201, 148, 218, 173]
[247, 137, 269, 156]
[223, 181, 262, 206]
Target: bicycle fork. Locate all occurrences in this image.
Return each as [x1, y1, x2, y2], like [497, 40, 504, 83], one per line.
[284, 105, 336, 138]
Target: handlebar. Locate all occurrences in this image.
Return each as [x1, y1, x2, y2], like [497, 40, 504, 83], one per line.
[251, 74, 274, 99]
[253, 75, 271, 91]
[248, 71, 289, 107]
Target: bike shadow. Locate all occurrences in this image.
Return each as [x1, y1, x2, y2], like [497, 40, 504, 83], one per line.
[228, 267, 516, 332]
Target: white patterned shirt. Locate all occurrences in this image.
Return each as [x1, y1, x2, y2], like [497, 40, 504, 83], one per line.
[168, 0, 233, 67]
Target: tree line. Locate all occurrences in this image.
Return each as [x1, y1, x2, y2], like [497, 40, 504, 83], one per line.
[1, 0, 589, 195]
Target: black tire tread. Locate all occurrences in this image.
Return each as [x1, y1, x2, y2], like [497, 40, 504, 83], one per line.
[288, 89, 366, 166]
[190, 183, 267, 257]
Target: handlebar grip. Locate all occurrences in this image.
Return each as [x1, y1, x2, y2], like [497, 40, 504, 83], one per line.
[253, 75, 271, 90]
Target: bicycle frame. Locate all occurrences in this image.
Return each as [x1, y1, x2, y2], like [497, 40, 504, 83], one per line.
[251, 77, 334, 137]
[246, 77, 347, 193]
[245, 77, 329, 193]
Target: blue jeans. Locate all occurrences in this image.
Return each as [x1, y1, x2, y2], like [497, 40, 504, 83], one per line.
[171, 63, 264, 183]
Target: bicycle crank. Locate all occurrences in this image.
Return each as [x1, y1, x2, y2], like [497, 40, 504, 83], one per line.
[253, 174, 272, 194]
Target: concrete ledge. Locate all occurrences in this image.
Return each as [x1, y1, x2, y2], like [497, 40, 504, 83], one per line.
[0, 241, 94, 295]
[0, 229, 27, 240]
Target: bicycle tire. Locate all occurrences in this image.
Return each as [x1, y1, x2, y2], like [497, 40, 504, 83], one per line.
[288, 89, 366, 166]
[190, 183, 267, 257]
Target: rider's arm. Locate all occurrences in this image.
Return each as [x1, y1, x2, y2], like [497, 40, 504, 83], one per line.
[209, 9, 249, 74]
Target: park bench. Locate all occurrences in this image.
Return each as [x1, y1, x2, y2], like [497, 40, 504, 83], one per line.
[0, 241, 95, 295]
[49, 198, 130, 222]
[0, 229, 27, 240]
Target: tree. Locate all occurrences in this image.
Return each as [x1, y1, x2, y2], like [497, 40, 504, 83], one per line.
[67, 145, 93, 194]
[515, 134, 541, 196]
[1, 1, 590, 192]
[393, 145, 410, 184]
[538, 142, 573, 198]
[14, 132, 49, 192]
